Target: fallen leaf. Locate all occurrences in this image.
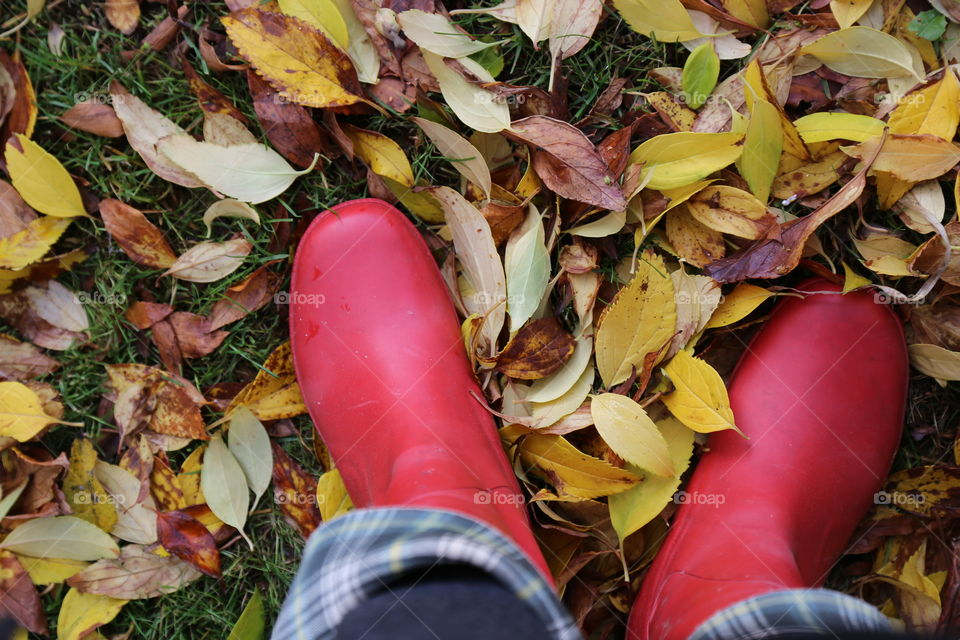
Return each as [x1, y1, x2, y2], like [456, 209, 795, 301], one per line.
[246, 68, 329, 169]
[63, 438, 117, 533]
[412, 117, 492, 200]
[501, 424, 641, 499]
[595, 251, 677, 387]
[793, 112, 887, 143]
[98, 199, 177, 269]
[0, 550, 45, 634]
[842, 134, 960, 183]
[798, 26, 921, 79]
[504, 115, 627, 211]
[56, 588, 126, 640]
[4, 135, 86, 218]
[681, 43, 719, 109]
[104, 0, 139, 34]
[909, 344, 960, 381]
[227, 342, 306, 420]
[228, 590, 265, 640]
[0, 381, 68, 442]
[422, 51, 511, 133]
[613, 0, 702, 41]
[271, 443, 320, 538]
[0, 515, 119, 561]
[156, 135, 313, 204]
[703, 282, 773, 328]
[496, 318, 575, 380]
[67, 544, 201, 599]
[608, 416, 695, 541]
[276, 0, 349, 49]
[162, 239, 252, 283]
[628, 132, 744, 190]
[59, 100, 124, 138]
[94, 462, 158, 545]
[222, 8, 363, 108]
[201, 434, 250, 546]
[504, 204, 549, 331]
[24, 281, 88, 333]
[0, 334, 59, 381]
[737, 99, 781, 203]
[227, 407, 272, 508]
[17, 555, 87, 586]
[591, 393, 673, 476]
[316, 469, 352, 522]
[206, 265, 279, 331]
[661, 350, 739, 433]
[0, 216, 71, 271]
[398, 10, 497, 57]
[156, 510, 222, 578]
[686, 185, 776, 239]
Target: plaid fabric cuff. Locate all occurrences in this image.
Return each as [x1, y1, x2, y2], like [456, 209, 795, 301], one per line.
[690, 588, 893, 639]
[271, 507, 582, 640]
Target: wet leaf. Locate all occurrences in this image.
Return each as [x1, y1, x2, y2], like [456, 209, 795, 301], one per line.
[162, 239, 252, 283]
[67, 544, 202, 599]
[4, 135, 86, 218]
[591, 393, 673, 476]
[0, 515, 119, 561]
[227, 342, 306, 420]
[222, 8, 363, 108]
[98, 199, 177, 269]
[662, 350, 739, 433]
[271, 443, 320, 538]
[496, 318, 575, 380]
[595, 251, 677, 387]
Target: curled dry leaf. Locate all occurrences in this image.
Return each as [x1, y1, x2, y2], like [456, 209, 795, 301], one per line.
[496, 318, 576, 380]
[163, 238, 253, 283]
[222, 8, 363, 109]
[203, 199, 260, 235]
[60, 100, 124, 138]
[505, 116, 627, 211]
[99, 199, 177, 269]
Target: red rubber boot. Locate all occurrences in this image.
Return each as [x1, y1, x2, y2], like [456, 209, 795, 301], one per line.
[289, 199, 551, 580]
[627, 279, 908, 639]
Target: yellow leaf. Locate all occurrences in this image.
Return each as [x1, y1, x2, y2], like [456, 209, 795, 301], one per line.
[63, 438, 118, 532]
[0, 380, 65, 441]
[530, 364, 594, 427]
[721, 0, 768, 28]
[842, 134, 960, 183]
[591, 393, 673, 477]
[330, 0, 378, 83]
[686, 185, 774, 239]
[629, 132, 744, 190]
[17, 555, 88, 585]
[704, 283, 773, 328]
[608, 416, 695, 540]
[178, 445, 206, 507]
[501, 424, 641, 500]
[793, 112, 886, 144]
[5, 134, 87, 218]
[643, 91, 696, 132]
[57, 588, 126, 640]
[842, 262, 872, 292]
[829, 0, 873, 28]
[737, 99, 781, 202]
[798, 27, 921, 80]
[613, 0, 702, 42]
[221, 8, 362, 109]
[0, 216, 71, 270]
[595, 251, 677, 387]
[423, 51, 510, 133]
[661, 350, 739, 433]
[909, 344, 960, 381]
[741, 61, 808, 161]
[227, 342, 307, 420]
[887, 71, 960, 139]
[277, 0, 349, 49]
[317, 469, 353, 521]
[664, 205, 725, 268]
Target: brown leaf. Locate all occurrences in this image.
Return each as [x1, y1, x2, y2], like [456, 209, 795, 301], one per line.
[142, 6, 188, 51]
[149, 454, 187, 512]
[271, 443, 320, 538]
[124, 301, 174, 330]
[206, 264, 280, 331]
[496, 318, 576, 380]
[0, 51, 36, 145]
[98, 199, 177, 269]
[0, 179, 36, 238]
[0, 291, 85, 351]
[151, 319, 182, 375]
[156, 510, 222, 578]
[666, 206, 726, 268]
[480, 199, 525, 246]
[181, 53, 248, 124]
[60, 101, 124, 138]
[149, 377, 209, 441]
[1, 447, 68, 523]
[168, 312, 228, 359]
[246, 69, 328, 169]
[0, 334, 59, 381]
[504, 116, 627, 211]
[105, 0, 140, 34]
[0, 550, 45, 634]
[105, 364, 208, 441]
[67, 544, 201, 599]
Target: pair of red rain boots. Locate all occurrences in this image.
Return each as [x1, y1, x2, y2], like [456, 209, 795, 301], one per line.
[289, 199, 908, 639]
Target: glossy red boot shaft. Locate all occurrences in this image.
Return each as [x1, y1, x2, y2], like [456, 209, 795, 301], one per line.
[628, 280, 908, 639]
[289, 199, 551, 579]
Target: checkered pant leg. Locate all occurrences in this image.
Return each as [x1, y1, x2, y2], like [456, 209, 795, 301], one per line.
[691, 588, 893, 639]
[270, 507, 582, 640]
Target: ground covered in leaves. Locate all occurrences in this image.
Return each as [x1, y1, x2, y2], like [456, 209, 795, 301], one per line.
[1, 0, 960, 638]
